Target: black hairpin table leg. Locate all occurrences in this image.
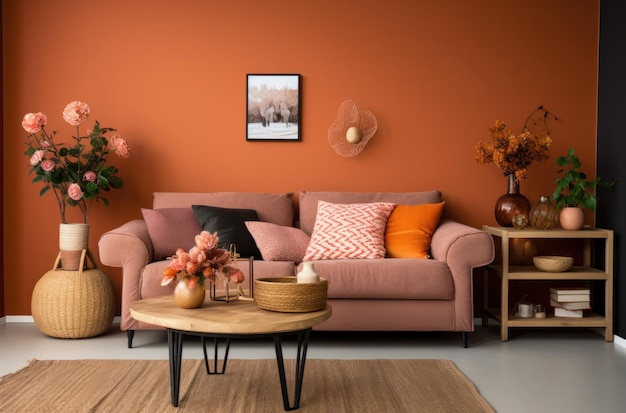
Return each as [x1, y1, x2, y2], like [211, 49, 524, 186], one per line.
[201, 336, 231, 374]
[273, 329, 311, 411]
[167, 329, 184, 407]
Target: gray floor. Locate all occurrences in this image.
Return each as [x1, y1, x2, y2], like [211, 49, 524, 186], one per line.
[1, 320, 626, 413]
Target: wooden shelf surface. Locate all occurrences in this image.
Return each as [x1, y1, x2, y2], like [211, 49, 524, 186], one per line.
[484, 308, 608, 328]
[485, 265, 609, 280]
[482, 226, 613, 239]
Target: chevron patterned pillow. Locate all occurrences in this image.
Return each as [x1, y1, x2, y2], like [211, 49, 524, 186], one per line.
[303, 201, 396, 260]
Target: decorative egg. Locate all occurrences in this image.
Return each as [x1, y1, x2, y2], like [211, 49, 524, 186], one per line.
[345, 126, 361, 144]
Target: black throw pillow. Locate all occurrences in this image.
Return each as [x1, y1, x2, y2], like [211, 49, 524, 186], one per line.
[192, 205, 262, 259]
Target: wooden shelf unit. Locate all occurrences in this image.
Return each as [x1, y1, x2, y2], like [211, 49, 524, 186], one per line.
[482, 226, 614, 342]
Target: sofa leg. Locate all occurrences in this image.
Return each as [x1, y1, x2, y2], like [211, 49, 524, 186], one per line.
[127, 330, 135, 348]
[462, 332, 468, 348]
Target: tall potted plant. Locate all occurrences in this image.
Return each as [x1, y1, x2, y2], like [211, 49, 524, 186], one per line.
[552, 148, 614, 230]
[23, 101, 130, 338]
[23, 101, 130, 269]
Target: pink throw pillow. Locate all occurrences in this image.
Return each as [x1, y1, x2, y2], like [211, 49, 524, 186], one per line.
[245, 221, 311, 262]
[303, 201, 396, 260]
[141, 208, 201, 260]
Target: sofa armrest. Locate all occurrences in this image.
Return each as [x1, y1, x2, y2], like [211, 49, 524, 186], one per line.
[430, 219, 495, 331]
[98, 219, 154, 330]
[430, 219, 494, 269]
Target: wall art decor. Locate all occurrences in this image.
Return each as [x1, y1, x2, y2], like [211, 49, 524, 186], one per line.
[246, 74, 301, 141]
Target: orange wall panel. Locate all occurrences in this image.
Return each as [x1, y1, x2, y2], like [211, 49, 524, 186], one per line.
[2, 0, 600, 315]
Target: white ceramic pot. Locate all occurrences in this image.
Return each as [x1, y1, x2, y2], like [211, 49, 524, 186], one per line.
[59, 223, 90, 270]
[297, 262, 320, 283]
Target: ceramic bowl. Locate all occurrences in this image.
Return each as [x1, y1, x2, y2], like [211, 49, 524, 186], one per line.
[532, 256, 574, 272]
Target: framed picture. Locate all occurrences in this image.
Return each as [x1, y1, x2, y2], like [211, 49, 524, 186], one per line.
[246, 74, 301, 141]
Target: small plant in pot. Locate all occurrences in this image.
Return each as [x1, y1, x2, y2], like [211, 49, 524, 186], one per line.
[552, 148, 615, 230]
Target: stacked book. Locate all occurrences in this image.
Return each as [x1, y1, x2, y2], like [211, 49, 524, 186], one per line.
[550, 288, 590, 318]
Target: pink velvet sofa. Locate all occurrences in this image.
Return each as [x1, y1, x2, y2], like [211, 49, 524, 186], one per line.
[98, 191, 494, 348]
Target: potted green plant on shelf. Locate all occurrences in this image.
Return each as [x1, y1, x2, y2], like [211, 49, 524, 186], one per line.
[552, 148, 615, 230]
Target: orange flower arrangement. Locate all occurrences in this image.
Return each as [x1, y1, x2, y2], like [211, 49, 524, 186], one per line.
[475, 107, 554, 181]
[162, 231, 245, 288]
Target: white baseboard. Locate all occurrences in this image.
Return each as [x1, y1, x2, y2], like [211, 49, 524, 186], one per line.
[4, 315, 121, 324]
[6, 316, 35, 323]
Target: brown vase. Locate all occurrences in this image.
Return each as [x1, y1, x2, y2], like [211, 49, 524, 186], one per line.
[174, 277, 206, 309]
[494, 174, 530, 227]
[559, 207, 585, 230]
[529, 195, 559, 229]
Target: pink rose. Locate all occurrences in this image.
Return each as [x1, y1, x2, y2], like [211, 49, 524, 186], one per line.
[186, 261, 200, 275]
[41, 159, 55, 172]
[110, 134, 130, 158]
[226, 267, 245, 284]
[83, 171, 97, 182]
[195, 231, 219, 251]
[22, 112, 47, 133]
[62, 101, 90, 126]
[30, 150, 45, 166]
[40, 140, 51, 148]
[67, 183, 84, 201]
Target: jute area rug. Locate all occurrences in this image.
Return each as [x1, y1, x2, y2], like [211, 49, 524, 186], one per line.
[0, 359, 494, 413]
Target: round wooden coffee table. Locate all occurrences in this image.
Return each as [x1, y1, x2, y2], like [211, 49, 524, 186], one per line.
[130, 295, 332, 411]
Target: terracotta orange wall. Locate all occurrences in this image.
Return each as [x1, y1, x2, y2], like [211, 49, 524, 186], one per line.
[2, 0, 600, 316]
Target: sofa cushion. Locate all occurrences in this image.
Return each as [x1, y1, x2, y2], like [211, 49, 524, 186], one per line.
[303, 201, 395, 260]
[153, 192, 295, 226]
[298, 190, 442, 235]
[245, 221, 310, 262]
[141, 208, 202, 260]
[301, 259, 454, 300]
[385, 202, 445, 259]
[192, 205, 262, 259]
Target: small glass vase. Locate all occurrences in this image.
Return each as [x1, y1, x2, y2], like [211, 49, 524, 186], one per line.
[529, 195, 558, 230]
[210, 281, 238, 303]
[494, 174, 530, 227]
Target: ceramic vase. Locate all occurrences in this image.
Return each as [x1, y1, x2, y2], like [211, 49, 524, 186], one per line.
[559, 207, 585, 230]
[297, 262, 320, 283]
[494, 174, 530, 227]
[529, 196, 559, 230]
[174, 278, 206, 309]
[59, 223, 90, 270]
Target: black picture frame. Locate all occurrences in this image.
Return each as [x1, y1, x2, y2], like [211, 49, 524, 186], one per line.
[246, 74, 301, 141]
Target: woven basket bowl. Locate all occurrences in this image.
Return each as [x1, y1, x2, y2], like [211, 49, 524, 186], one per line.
[31, 267, 116, 338]
[533, 256, 574, 272]
[254, 277, 328, 312]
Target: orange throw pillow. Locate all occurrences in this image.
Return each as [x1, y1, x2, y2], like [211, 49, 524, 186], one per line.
[385, 202, 445, 258]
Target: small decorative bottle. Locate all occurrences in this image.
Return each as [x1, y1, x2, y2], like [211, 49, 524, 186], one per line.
[297, 262, 319, 283]
[529, 195, 558, 230]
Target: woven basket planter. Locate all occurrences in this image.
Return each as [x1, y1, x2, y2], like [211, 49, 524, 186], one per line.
[31, 250, 116, 339]
[254, 277, 327, 312]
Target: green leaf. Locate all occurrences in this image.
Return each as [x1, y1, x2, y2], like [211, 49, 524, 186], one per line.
[108, 176, 123, 189]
